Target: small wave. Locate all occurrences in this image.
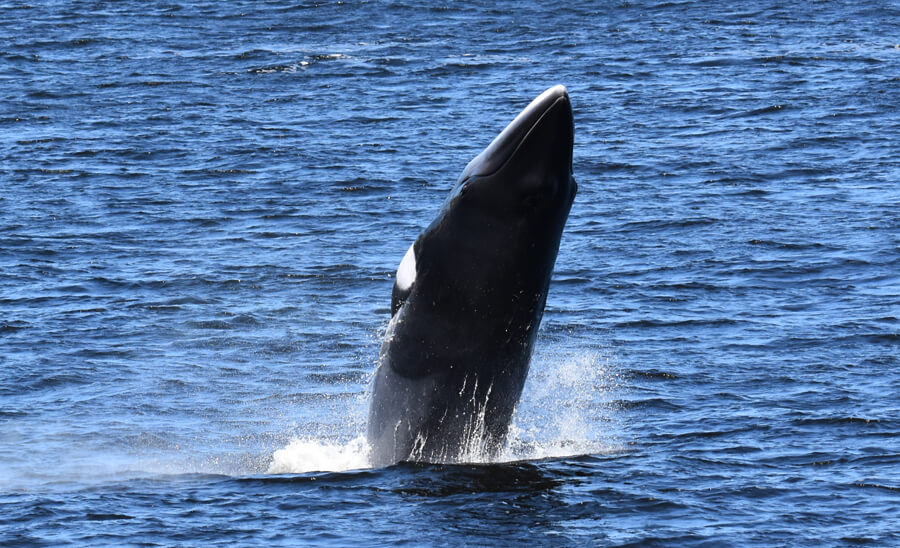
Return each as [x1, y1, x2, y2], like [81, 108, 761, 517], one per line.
[792, 416, 890, 427]
[619, 217, 720, 231]
[85, 512, 135, 521]
[248, 64, 305, 74]
[747, 239, 828, 250]
[688, 56, 746, 67]
[311, 53, 347, 61]
[851, 482, 900, 492]
[630, 369, 679, 380]
[248, 53, 347, 74]
[725, 104, 787, 119]
[614, 318, 739, 329]
[233, 48, 276, 60]
[1, 321, 29, 332]
[614, 397, 683, 411]
[16, 137, 65, 145]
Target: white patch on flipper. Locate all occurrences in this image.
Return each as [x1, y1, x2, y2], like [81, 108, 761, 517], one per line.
[396, 243, 417, 291]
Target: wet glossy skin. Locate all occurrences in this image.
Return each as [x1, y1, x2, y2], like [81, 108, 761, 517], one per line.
[367, 86, 577, 467]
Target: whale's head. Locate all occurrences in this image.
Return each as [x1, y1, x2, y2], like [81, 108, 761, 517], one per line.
[392, 85, 577, 341]
[454, 84, 577, 218]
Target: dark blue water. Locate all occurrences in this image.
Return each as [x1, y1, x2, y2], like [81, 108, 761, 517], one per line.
[2, 1, 899, 545]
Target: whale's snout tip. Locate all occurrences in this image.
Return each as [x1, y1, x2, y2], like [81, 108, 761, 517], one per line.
[534, 84, 569, 108]
[549, 84, 568, 97]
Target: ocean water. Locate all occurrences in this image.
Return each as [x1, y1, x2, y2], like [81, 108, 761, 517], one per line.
[2, 0, 898, 545]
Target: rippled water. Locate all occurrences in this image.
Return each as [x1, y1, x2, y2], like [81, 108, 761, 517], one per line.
[2, 1, 899, 545]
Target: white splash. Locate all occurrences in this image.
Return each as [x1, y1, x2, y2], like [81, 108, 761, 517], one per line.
[502, 347, 622, 461]
[265, 341, 621, 473]
[267, 436, 371, 474]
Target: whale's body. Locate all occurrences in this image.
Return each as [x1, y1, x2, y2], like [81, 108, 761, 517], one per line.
[367, 85, 577, 467]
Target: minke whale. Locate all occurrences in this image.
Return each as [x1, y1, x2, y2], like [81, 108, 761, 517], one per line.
[367, 85, 577, 467]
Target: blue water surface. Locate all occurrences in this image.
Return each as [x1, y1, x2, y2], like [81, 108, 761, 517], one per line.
[2, 1, 899, 546]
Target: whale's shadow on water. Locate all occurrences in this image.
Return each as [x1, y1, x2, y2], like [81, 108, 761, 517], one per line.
[240, 452, 629, 543]
[383, 461, 570, 542]
[387, 460, 562, 497]
[378, 457, 616, 543]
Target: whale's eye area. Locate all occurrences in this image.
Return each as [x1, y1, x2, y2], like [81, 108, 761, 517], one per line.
[520, 186, 551, 212]
[523, 191, 542, 208]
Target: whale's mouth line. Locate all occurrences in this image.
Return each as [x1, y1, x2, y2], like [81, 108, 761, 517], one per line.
[466, 93, 572, 183]
[498, 94, 571, 175]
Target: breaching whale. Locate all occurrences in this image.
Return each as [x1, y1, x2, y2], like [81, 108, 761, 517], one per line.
[367, 85, 577, 467]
